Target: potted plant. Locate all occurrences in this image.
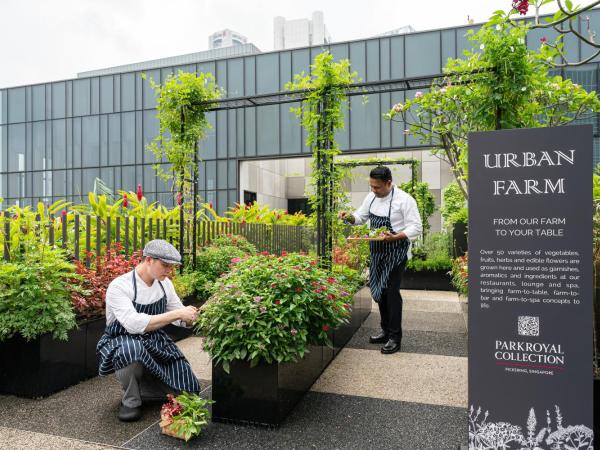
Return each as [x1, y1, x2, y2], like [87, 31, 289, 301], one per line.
[402, 232, 454, 291]
[159, 392, 213, 441]
[196, 252, 369, 425]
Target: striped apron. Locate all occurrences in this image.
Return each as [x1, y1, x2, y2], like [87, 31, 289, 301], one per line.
[368, 187, 410, 303]
[96, 271, 200, 393]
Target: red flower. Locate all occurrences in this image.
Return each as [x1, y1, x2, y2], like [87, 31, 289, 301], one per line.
[295, 287, 303, 293]
[343, 303, 350, 310]
[260, 251, 270, 256]
[281, 250, 288, 256]
[512, 0, 529, 15]
[275, 300, 281, 305]
[327, 294, 336, 301]
[271, 283, 277, 288]
[540, 36, 548, 44]
[123, 193, 128, 208]
[136, 183, 143, 201]
[327, 276, 335, 284]
[322, 325, 330, 332]
[208, 201, 213, 209]
[177, 192, 182, 206]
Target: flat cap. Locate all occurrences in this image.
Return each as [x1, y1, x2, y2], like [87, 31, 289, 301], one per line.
[142, 239, 182, 265]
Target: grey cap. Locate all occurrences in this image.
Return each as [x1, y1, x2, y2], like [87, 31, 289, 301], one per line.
[142, 239, 182, 265]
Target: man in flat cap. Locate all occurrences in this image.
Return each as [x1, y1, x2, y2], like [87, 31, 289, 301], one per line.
[97, 239, 200, 422]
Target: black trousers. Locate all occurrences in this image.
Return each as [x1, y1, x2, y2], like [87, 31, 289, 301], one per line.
[377, 262, 405, 341]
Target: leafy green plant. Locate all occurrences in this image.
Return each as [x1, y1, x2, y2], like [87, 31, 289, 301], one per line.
[172, 273, 197, 300]
[399, 181, 436, 237]
[407, 232, 452, 272]
[160, 392, 213, 442]
[193, 245, 247, 300]
[207, 234, 256, 255]
[196, 253, 357, 372]
[441, 182, 468, 228]
[0, 247, 77, 341]
[224, 202, 311, 226]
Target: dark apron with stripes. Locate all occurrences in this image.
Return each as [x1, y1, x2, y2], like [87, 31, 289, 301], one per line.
[368, 187, 410, 303]
[96, 271, 200, 393]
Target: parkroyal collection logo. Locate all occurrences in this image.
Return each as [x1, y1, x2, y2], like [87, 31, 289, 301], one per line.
[494, 340, 565, 367]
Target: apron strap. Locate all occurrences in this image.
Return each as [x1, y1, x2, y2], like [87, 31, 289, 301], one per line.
[131, 270, 138, 303]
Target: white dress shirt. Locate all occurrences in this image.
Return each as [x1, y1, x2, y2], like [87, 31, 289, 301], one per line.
[352, 185, 423, 258]
[105, 270, 186, 335]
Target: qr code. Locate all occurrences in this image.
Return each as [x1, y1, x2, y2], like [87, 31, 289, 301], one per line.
[518, 316, 539, 337]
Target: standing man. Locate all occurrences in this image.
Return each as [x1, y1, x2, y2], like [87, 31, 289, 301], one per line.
[97, 239, 200, 422]
[339, 166, 422, 354]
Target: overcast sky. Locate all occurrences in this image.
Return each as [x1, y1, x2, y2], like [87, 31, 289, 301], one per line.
[1, 0, 559, 89]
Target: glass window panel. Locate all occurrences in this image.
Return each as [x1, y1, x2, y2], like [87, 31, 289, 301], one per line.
[228, 160, 236, 189]
[100, 167, 114, 191]
[244, 57, 255, 95]
[161, 67, 174, 83]
[122, 166, 135, 192]
[32, 85, 46, 121]
[406, 32, 440, 77]
[390, 36, 404, 78]
[82, 168, 99, 194]
[217, 190, 227, 215]
[236, 109, 244, 157]
[52, 119, 66, 169]
[227, 58, 244, 97]
[201, 111, 217, 160]
[350, 42, 366, 81]
[8, 124, 25, 172]
[380, 39, 390, 80]
[73, 79, 91, 117]
[143, 110, 159, 163]
[100, 76, 114, 114]
[256, 53, 279, 94]
[457, 26, 481, 56]
[91, 78, 100, 115]
[206, 161, 216, 190]
[216, 61, 227, 94]
[51, 82, 66, 119]
[217, 160, 227, 189]
[228, 190, 237, 208]
[33, 168, 44, 197]
[256, 105, 279, 156]
[380, 92, 391, 148]
[143, 165, 156, 198]
[122, 112, 135, 165]
[53, 169, 66, 197]
[441, 30, 456, 66]
[245, 108, 256, 157]
[291, 49, 310, 79]
[143, 69, 159, 109]
[109, 113, 121, 166]
[0, 90, 6, 125]
[33, 122, 45, 171]
[280, 102, 300, 154]
[581, 11, 600, 63]
[8, 173, 23, 199]
[8, 88, 25, 123]
[217, 110, 227, 158]
[73, 118, 81, 168]
[330, 43, 348, 62]
[391, 91, 406, 148]
[279, 52, 291, 88]
[113, 75, 120, 112]
[100, 115, 108, 166]
[121, 73, 135, 111]
[197, 62, 216, 78]
[205, 191, 216, 210]
[228, 110, 236, 158]
[367, 40, 380, 81]
[350, 95, 380, 150]
[82, 116, 100, 167]
[197, 161, 206, 191]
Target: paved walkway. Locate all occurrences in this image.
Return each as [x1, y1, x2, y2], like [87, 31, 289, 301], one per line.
[0, 289, 468, 450]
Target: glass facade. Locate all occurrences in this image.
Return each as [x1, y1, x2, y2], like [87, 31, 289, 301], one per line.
[2, 13, 600, 212]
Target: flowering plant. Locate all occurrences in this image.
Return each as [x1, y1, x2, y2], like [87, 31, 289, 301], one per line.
[71, 243, 141, 319]
[451, 253, 468, 297]
[159, 392, 213, 442]
[196, 253, 358, 372]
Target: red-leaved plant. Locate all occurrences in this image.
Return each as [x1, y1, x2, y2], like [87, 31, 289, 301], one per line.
[71, 243, 141, 319]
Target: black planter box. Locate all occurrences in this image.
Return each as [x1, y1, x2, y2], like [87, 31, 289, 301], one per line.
[452, 221, 468, 258]
[211, 287, 371, 426]
[595, 378, 599, 440]
[401, 268, 454, 291]
[0, 316, 105, 398]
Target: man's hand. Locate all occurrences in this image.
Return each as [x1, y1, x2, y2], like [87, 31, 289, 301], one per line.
[338, 211, 355, 224]
[179, 305, 199, 326]
[382, 231, 408, 242]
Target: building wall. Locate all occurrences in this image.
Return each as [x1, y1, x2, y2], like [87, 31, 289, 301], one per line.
[1, 13, 599, 212]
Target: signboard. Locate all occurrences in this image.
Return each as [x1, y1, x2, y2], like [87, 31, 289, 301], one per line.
[468, 125, 593, 449]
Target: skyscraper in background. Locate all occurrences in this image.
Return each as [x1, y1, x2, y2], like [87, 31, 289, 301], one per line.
[273, 11, 331, 50]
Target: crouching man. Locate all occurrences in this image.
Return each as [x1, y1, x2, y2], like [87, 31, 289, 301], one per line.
[97, 239, 200, 422]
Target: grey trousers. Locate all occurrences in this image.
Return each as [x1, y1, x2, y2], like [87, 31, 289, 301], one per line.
[115, 361, 178, 408]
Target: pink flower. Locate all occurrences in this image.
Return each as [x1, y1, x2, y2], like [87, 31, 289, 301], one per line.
[540, 36, 548, 44]
[291, 328, 298, 336]
[136, 183, 143, 201]
[254, 296, 262, 303]
[415, 91, 423, 99]
[231, 257, 242, 264]
[393, 103, 403, 113]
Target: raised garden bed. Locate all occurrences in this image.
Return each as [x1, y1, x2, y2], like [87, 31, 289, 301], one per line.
[401, 268, 453, 291]
[0, 316, 105, 398]
[211, 287, 371, 426]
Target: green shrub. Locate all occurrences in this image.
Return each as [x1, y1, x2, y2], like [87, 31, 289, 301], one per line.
[172, 272, 197, 300]
[407, 255, 452, 272]
[441, 182, 467, 227]
[408, 232, 452, 271]
[208, 234, 256, 255]
[193, 245, 247, 300]
[196, 253, 358, 372]
[0, 247, 77, 341]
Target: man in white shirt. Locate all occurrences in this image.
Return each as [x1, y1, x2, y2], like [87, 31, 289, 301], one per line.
[339, 166, 422, 354]
[97, 239, 200, 422]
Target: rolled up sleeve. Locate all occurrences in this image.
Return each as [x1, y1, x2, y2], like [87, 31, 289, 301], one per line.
[352, 193, 373, 226]
[164, 278, 188, 328]
[106, 283, 151, 335]
[402, 196, 423, 241]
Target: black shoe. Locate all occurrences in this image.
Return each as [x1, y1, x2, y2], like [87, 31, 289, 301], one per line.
[381, 339, 401, 354]
[369, 331, 388, 344]
[118, 403, 142, 422]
